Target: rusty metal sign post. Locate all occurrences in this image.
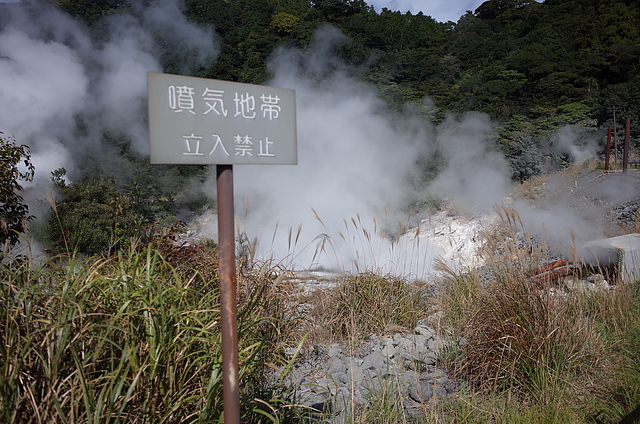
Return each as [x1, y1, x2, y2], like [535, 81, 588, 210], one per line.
[217, 164, 240, 423]
[623, 118, 631, 173]
[148, 73, 297, 423]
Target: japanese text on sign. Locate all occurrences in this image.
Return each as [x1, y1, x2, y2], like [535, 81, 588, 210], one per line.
[148, 73, 297, 165]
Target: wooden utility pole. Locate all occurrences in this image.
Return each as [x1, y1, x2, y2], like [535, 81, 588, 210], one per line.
[613, 106, 618, 165]
[605, 126, 612, 170]
[623, 118, 631, 173]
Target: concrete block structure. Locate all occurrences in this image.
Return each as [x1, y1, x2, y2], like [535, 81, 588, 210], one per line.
[584, 234, 640, 282]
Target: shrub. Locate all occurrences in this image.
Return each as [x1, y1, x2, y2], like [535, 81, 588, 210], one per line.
[44, 178, 141, 256]
[0, 135, 34, 257]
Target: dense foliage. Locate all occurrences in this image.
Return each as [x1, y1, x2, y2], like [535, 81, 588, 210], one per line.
[179, 0, 640, 133]
[0, 135, 34, 257]
[56, 0, 640, 131]
[44, 176, 142, 256]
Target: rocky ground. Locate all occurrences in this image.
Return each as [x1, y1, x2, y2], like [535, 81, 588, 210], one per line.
[577, 169, 640, 227]
[276, 322, 455, 422]
[270, 166, 640, 422]
[534, 168, 640, 232]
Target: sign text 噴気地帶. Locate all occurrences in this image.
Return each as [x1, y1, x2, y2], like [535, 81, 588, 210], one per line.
[148, 73, 297, 165]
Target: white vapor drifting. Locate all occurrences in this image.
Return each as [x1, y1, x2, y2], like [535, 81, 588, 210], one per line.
[201, 25, 617, 277]
[0, 0, 218, 187]
[552, 125, 604, 163]
[233, 27, 437, 275]
[1, 2, 618, 276]
[196, 26, 516, 278]
[427, 112, 512, 213]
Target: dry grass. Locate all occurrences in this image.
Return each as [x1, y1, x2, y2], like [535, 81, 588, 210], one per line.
[306, 271, 429, 345]
[437, 212, 640, 423]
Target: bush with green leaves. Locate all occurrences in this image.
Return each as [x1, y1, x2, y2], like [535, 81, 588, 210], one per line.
[45, 177, 142, 256]
[0, 135, 34, 257]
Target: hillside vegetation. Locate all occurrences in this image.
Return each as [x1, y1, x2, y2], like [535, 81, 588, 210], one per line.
[0, 0, 630, 258]
[35, 0, 638, 228]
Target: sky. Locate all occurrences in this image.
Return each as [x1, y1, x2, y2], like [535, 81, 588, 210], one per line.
[366, 0, 486, 22]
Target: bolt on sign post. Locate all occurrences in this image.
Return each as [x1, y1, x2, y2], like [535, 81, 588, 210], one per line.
[147, 72, 297, 423]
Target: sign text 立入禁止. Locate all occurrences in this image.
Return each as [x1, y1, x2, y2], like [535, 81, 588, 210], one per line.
[148, 73, 297, 165]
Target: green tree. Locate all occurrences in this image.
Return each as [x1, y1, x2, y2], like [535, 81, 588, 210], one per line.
[45, 177, 141, 257]
[0, 135, 35, 257]
[58, 0, 125, 24]
[269, 11, 301, 35]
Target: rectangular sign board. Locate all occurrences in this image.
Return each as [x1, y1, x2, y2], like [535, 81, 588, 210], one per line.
[148, 72, 297, 165]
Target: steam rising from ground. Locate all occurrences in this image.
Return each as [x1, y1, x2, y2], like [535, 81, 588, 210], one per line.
[221, 28, 618, 274]
[219, 26, 515, 276]
[553, 125, 605, 163]
[0, 0, 217, 187]
[428, 112, 511, 213]
[1, 3, 623, 276]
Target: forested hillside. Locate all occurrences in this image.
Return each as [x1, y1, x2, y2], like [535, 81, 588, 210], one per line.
[60, 0, 640, 171]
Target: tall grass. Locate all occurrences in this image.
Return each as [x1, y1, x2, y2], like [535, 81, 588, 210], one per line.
[0, 245, 307, 423]
[307, 271, 429, 344]
[438, 214, 640, 423]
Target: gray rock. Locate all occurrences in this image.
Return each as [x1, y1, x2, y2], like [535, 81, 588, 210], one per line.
[403, 370, 419, 385]
[347, 366, 364, 386]
[428, 337, 445, 353]
[273, 323, 456, 421]
[381, 341, 397, 358]
[408, 380, 434, 403]
[415, 324, 435, 338]
[327, 344, 343, 357]
[315, 378, 335, 394]
[436, 377, 455, 396]
[361, 351, 387, 372]
[328, 358, 346, 375]
[587, 273, 610, 290]
[424, 351, 438, 365]
[332, 371, 349, 385]
[564, 276, 597, 293]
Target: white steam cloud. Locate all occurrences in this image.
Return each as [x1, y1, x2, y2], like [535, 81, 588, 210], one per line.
[198, 26, 516, 277]
[427, 112, 511, 213]
[0, 0, 218, 185]
[203, 26, 618, 276]
[552, 125, 604, 163]
[1, 3, 621, 276]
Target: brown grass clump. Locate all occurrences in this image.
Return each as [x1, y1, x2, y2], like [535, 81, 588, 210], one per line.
[451, 272, 601, 401]
[438, 216, 640, 422]
[307, 271, 429, 344]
